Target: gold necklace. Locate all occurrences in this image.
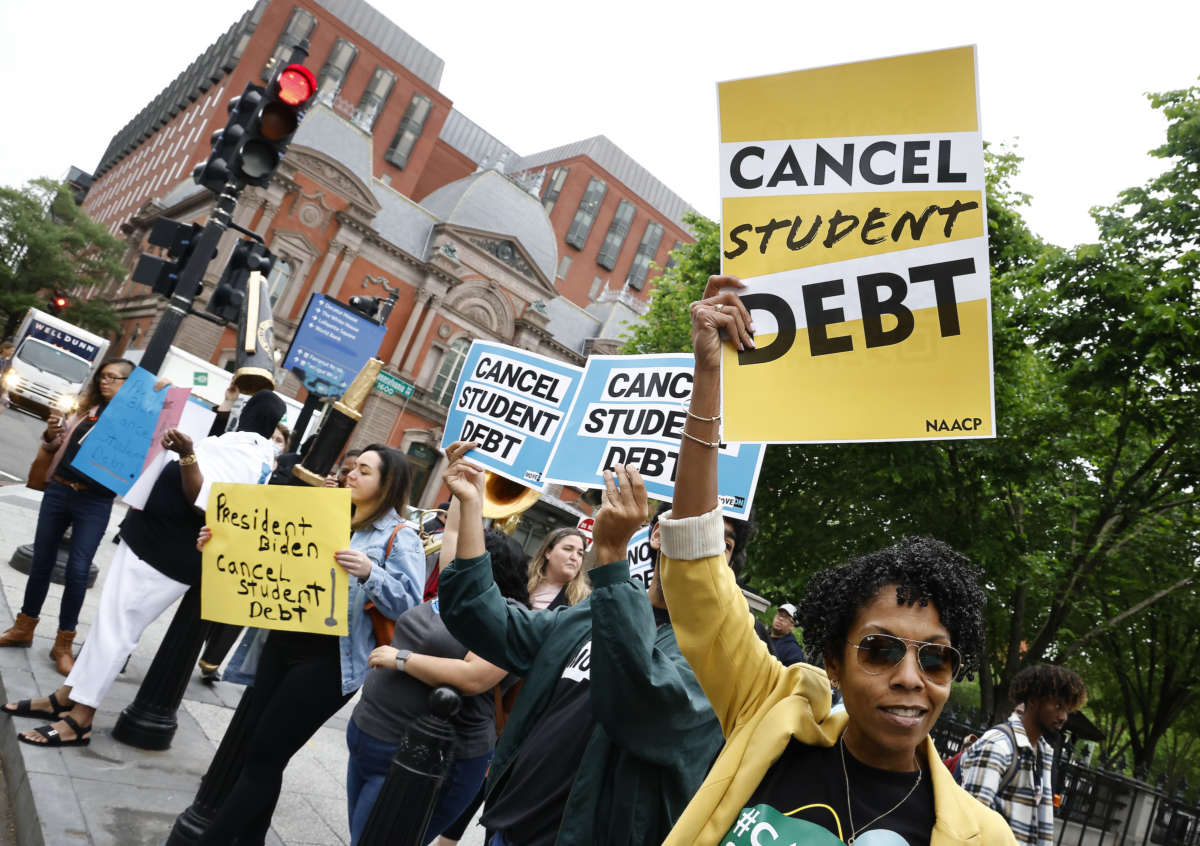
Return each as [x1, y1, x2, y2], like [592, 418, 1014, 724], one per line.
[839, 736, 922, 844]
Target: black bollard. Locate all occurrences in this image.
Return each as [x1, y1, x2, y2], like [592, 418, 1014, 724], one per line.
[166, 684, 258, 844]
[111, 586, 211, 749]
[359, 686, 462, 846]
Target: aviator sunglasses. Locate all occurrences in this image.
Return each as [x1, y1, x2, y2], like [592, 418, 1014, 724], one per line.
[848, 633, 962, 684]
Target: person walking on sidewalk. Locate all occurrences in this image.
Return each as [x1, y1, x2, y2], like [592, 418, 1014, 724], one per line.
[2, 390, 286, 747]
[0, 358, 134, 675]
[196, 444, 425, 844]
[961, 664, 1087, 845]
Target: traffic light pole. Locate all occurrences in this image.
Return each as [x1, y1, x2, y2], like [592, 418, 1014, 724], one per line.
[139, 181, 241, 373]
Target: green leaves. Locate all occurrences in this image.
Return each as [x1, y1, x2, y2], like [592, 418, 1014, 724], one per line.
[0, 178, 124, 335]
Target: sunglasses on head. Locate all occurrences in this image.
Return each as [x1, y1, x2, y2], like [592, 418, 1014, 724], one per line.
[848, 633, 962, 684]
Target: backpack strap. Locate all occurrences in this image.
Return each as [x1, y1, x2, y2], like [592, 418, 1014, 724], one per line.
[995, 722, 1023, 801]
[384, 521, 406, 560]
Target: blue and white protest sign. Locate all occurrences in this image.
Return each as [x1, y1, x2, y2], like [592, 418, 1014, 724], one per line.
[544, 354, 765, 520]
[440, 341, 583, 491]
[283, 294, 387, 397]
[70, 367, 168, 496]
[626, 525, 655, 591]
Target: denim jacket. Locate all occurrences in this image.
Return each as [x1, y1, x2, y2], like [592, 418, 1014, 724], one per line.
[339, 508, 424, 694]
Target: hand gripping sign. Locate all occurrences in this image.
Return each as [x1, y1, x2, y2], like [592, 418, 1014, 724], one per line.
[544, 354, 764, 520]
[718, 46, 994, 443]
[440, 341, 584, 491]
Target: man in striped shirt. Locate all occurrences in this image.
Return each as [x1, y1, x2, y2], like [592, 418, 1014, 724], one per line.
[961, 664, 1088, 845]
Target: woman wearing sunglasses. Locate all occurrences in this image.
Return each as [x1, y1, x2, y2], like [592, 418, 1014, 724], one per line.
[658, 277, 1015, 846]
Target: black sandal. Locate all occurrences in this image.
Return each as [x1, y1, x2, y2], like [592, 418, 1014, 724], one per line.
[18, 713, 91, 748]
[2, 691, 69, 719]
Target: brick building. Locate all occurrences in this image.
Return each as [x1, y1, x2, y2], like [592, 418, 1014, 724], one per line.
[75, 0, 697, 534]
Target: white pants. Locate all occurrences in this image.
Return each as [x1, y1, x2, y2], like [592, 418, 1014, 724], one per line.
[65, 541, 188, 708]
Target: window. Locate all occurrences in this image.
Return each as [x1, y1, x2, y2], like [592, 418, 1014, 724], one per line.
[626, 221, 664, 290]
[385, 94, 433, 169]
[261, 8, 316, 81]
[431, 338, 469, 406]
[556, 254, 572, 280]
[664, 240, 683, 271]
[317, 38, 358, 103]
[266, 258, 291, 307]
[596, 200, 635, 270]
[353, 67, 395, 131]
[565, 177, 607, 250]
[541, 166, 568, 213]
[589, 276, 606, 300]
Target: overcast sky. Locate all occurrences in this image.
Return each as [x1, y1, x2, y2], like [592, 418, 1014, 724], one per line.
[3, 1, 1197, 249]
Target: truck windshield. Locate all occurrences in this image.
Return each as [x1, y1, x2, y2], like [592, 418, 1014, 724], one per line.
[16, 338, 91, 384]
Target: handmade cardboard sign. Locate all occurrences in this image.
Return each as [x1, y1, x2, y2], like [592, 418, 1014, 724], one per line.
[718, 46, 993, 443]
[70, 367, 192, 496]
[544, 354, 764, 519]
[200, 483, 352, 635]
[440, 341, 583, 491]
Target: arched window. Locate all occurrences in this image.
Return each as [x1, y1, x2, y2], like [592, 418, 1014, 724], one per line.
[267, 259, 291, 307]
[431, 338, 469, 407]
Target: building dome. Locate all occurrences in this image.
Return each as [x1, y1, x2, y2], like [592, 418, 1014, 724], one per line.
[421, 170, 558, 281]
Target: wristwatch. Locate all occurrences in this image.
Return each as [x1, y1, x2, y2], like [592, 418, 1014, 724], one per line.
[394, 649, 412, 673]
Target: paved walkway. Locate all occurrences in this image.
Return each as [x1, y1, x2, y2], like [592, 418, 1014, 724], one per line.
[0, 484, 483, 845]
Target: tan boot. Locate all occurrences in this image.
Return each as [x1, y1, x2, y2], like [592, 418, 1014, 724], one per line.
[0, 612, 38, 647]
[50, 630, 76, 676]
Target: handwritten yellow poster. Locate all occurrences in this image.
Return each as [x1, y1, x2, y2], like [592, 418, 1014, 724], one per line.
[718, 46, 994, 443]
[201, 483, 352, 635]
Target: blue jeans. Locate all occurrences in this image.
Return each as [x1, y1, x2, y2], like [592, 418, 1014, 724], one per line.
[488, 832, 513, 846]
[346, 716, 493, 845]
[22, 481, 113, 631]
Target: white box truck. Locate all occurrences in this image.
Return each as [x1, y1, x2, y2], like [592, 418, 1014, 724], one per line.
[3, 309, 110, 419]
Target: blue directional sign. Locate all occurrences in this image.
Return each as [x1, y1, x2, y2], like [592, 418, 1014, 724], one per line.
[283, 294, 387, 397]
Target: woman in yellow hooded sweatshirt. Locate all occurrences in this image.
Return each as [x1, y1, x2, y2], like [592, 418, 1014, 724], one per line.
[657, 276, 1017, 846]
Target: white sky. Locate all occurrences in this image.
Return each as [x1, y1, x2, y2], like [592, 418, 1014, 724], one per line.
[2, 0, 1197, 249]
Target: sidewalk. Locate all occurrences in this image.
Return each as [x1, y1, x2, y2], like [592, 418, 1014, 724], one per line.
[0, 484, 483, 845]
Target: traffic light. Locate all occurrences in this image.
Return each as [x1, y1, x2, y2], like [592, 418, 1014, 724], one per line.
[131, 218, 204, 297]
[193, 87, 262, 194]
[239, 64, 317, 187]
[208, 239, 275, 323]
[192, 64, 316, 194]
[49, 291, 68, 315]
[348, 295, 381, 321]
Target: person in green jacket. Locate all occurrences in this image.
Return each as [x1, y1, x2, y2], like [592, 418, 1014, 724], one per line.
[438, 440, 724, 846]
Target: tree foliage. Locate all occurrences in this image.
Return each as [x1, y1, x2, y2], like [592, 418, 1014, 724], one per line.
[0, 178, 124, 337]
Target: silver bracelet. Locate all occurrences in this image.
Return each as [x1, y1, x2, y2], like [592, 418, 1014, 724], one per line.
[682, 428, 720, 449]
[681, 402, 721, 424]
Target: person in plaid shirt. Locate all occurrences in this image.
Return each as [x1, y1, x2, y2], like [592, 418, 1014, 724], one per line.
[961, 664, 1087, 845]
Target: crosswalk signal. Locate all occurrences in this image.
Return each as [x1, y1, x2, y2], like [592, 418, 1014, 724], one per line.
[131, 219, 205, 297]
[208, 240, 275, 323]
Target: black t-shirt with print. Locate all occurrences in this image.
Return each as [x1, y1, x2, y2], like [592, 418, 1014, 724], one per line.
[745, 737, 935, 845]
[481, 635, 596, 846]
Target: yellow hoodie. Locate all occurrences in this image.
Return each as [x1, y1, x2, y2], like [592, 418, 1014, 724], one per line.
[657, 506, 1017, 846]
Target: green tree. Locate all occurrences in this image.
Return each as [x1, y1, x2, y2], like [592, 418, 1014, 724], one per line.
[0, 178, 124, 336]
[622, 211, 719, 354]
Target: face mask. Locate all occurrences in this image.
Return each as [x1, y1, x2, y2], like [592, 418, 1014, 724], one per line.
[272, 441, 284, 457]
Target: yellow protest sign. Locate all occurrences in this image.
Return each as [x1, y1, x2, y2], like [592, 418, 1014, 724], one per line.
[201, 483, 352, 635]
[718, 46, 994, 443]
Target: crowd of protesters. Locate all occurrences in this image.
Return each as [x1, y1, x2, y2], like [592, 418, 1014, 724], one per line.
[0, 277, 1094, 846]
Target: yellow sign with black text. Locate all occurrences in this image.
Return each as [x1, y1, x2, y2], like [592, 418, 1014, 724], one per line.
[201, 483, 352, 635]
[718, 46, 994, 442]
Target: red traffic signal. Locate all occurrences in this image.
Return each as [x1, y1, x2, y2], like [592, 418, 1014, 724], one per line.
[277, 65, 316, 107]
[49, 292, 68, 314]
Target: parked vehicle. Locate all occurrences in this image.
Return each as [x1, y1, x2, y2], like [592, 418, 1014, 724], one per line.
[2, 309, 110, 418]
